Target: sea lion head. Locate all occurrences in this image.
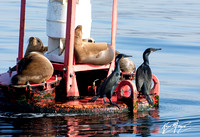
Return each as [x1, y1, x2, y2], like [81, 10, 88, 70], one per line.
[74, 25, 83, 44]
[24, 37, 48, 57]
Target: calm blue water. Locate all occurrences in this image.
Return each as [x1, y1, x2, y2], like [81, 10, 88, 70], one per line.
[0, 0, 200, 136]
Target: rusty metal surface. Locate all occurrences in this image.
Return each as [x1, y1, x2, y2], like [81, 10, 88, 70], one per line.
[0, 71, 159, 114]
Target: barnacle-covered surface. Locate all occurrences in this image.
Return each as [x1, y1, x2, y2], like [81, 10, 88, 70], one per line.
[0, 72, 159, 114]
[0, 93, 158, 114]
[0, 97, 129, 114]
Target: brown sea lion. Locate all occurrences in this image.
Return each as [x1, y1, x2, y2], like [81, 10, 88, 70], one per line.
[115, 51, 136, 73]
[59, 37, 95, 56]
[74, 25, 114, 65]
[24, 37, 48, 57]
[11, 37, 53, 85]
[9, 37, 48, 73]
[82, 37, 95, 43]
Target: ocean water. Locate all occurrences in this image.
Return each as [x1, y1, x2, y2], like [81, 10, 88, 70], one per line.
[0, 0, 200, 136]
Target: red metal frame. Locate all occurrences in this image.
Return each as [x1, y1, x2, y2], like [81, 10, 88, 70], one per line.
[63, 0, 78, 97]
[18, 0, 119, 98]
[108, 0, 118, 75]
[0, 0, 161, 113]
[18, 0, 26, 62]
[151, 74, 160, 96]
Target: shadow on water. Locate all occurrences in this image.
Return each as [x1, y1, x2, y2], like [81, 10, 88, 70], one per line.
[0, 109, 160, 136]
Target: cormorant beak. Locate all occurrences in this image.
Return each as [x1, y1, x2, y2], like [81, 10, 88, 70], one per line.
[152, 48, 162, 52]
[122, 54, 132, 58]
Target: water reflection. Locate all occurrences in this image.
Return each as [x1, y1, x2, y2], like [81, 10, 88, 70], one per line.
[0, 109, 160, 136]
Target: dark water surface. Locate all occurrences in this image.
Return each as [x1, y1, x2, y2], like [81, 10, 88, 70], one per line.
[0, 0, 200, 136]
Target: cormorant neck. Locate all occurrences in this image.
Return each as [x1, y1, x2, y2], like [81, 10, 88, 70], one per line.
[143, 53, 150, 65]
[115, 58, 121, 71]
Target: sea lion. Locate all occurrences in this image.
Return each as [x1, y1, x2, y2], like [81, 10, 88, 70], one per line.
[74, 25, 114, 65]
[11, 37, 53, 85]
[8, 37, 48, 72]
[82, 37, 95, 43]
[24, 37, 48, 57]
[59, 37, 95, 56]
[115, 51, 136, 73]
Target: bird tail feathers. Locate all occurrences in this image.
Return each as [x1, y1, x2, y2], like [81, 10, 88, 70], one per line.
[88, 95, 99, 102]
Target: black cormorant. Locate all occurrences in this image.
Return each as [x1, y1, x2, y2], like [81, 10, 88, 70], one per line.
[136, 48, 161, 106]
[89, 54, 132, 108]
[115, 51, 136, 73]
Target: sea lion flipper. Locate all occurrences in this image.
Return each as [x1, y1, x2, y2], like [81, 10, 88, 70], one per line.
[17, 57, 32, 73]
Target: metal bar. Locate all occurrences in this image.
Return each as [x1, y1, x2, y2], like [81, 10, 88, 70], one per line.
[18, 0, 26, 61]
[64, 0, 77, 96]
[74, 64, 110, 72]
[52, 63, 109, 72]
[111, 0, 118, 49]
[107, 0, 118, 76]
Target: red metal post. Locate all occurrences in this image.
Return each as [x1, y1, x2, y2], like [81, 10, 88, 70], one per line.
[18, 0, 26, 61]
[62, 0, 119, 97]
[107, 0, 118, 76]
[64, 0, 79, 97]
[116, 80, 137, 113]
[151, 74, 160, 106]
[111, 0, 118, 48]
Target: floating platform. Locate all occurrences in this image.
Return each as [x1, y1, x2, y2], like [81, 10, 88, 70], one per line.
[0, 71, 159, 114]
[0, 0, 160, 114]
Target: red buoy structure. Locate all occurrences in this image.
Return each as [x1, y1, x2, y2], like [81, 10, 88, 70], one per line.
[0, 0, 160, 114]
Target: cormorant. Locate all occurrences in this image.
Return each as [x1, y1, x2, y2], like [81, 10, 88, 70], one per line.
[115, 51, 136, 73]
[89, 53, 132, 108]
[136, 48, 161, 106]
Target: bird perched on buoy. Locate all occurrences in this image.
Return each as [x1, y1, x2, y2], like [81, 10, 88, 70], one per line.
[136, 48, 161, 106]
[89, 54, 132, 108]
[115, 51, 136, 73]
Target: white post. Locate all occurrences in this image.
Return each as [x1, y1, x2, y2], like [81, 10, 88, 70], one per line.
[46, 0, 92, 63]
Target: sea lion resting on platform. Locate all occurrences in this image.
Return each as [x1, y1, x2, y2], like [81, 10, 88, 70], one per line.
[115, 51, 136, 73]
[24, 37, 48, 57]
[8, 37, 48, 72]
[11, 37, 53, 85]
[74, 25, 114, 65]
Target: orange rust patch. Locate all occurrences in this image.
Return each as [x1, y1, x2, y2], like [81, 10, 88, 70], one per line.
[34, 100, 128, 113]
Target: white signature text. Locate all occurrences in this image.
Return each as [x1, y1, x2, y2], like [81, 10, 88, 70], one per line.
[162, 119, 191, 134]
